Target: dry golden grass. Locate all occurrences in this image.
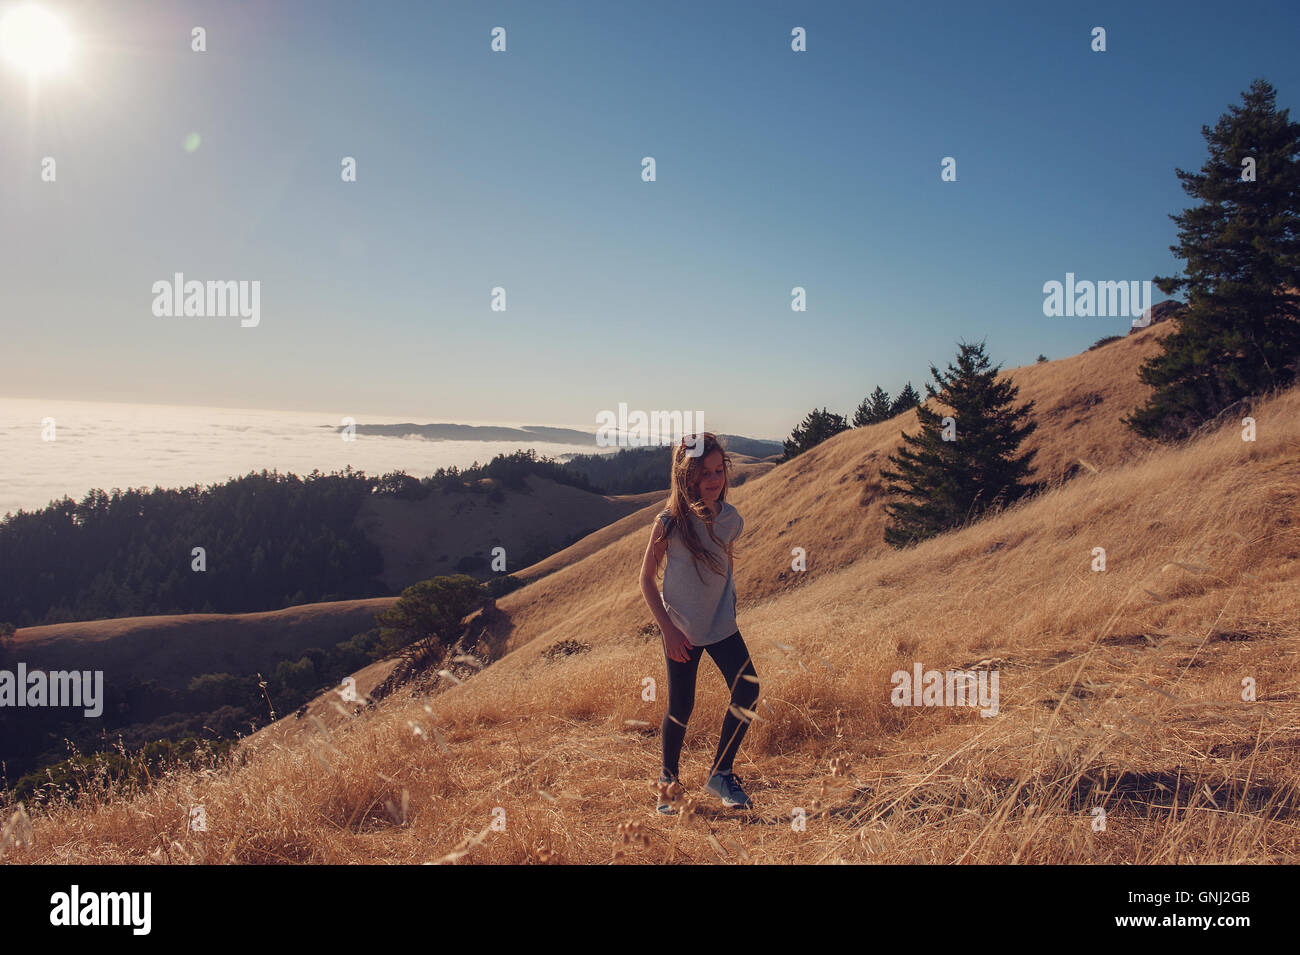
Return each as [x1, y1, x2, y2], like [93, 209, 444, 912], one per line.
[4, 327, 1299, 864]
[9, 598, 395, 692]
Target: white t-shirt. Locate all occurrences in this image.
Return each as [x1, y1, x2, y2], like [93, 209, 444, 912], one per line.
[657, 501, 743, 646]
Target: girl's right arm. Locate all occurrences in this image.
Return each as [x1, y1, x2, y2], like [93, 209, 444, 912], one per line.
[639, 518, 693, 662]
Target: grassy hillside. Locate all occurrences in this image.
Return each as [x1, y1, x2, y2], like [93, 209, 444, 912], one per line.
[358, 472, 660, 593]
[6, 323, 1299, 863]
[10, 599, 392, 692]
[474, 321, 1196, 659]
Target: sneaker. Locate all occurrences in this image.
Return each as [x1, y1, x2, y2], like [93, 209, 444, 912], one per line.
[656, 769, 683, 814]
[705, 770, 752, 809]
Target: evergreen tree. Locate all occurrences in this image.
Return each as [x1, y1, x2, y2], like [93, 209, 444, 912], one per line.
[851, 396, 870, 427]
[853, 387, 894, 426]
[374, 574, 486, 661]
[782, 407, 851, 461]
[880, 341, 1045, 548]
[868, 386, 894, 423]
[889, 382, 922, 417]
[1125, 78, 1300, 442]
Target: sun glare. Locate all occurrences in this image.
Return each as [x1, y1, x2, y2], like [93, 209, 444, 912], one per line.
[0, 3, 75, 79]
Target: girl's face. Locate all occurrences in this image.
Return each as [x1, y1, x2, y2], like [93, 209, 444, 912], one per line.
[695, 449, 726, 503]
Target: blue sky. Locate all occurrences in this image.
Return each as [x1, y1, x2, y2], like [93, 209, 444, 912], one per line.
[2, 0, 1297, 440]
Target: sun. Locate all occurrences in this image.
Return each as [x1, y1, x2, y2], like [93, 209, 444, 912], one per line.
[0, 3, 76, 79]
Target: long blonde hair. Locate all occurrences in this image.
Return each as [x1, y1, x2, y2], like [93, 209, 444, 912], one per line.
[661, 432, 737, 584]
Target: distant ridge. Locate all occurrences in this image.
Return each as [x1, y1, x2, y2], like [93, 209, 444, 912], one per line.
[331, 421, 782, 456]
[331, 422, 597, 443]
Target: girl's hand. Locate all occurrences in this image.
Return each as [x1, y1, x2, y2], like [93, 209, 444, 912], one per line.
[663, 624, 695, 663]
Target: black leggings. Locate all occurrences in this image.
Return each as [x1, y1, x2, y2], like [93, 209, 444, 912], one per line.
[661, 629, 760, 779]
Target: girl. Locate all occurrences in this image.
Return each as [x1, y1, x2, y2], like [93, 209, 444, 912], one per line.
[639, 432, 760, 812]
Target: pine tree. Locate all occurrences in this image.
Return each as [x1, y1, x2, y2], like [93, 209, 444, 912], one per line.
[889, 382, 922, 417]
[1125, 78, 1300, 442]
[375, 574, 485, 661]
[781, 407, 850, 461]
[853, 387, 894, 426]
[852, 396, 871, 427]
[880, 341, 1045, 548]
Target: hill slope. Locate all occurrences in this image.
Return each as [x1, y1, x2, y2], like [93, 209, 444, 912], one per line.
[483, 321, 1187, 657]
[10, 598, 393, 691]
